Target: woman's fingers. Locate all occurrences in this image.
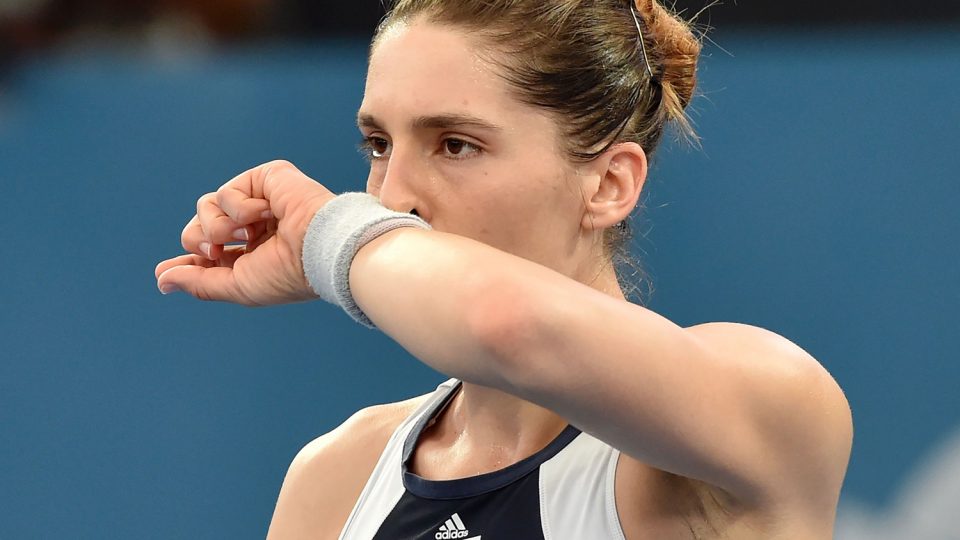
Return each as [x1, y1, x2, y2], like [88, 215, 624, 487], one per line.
[181, 215, 220, 260]
[155, 247, 251, 302]
[154, 247, 247, 279]
[197, 193, 240, 249]
[157, 264, 241, 303]
[182, 190, 272, 260]
[217, 182, 272, 225]
[157, 160, 334, 306]
[155, 253, 208, 281]
[217, 160, 333, 222]
[181, 212, 272, 259]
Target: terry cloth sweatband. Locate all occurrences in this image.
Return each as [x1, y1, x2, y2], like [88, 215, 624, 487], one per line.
[301, 192, 432, 328]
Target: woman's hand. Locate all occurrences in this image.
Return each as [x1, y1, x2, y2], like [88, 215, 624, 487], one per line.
[155, 160, 336, 306]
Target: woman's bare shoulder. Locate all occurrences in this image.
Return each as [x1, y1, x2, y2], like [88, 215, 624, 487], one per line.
[266, 392, 432, 540]
[682, 321, 852, 523]
[308, 393, 432, 456]
[289, 391, 432, 480]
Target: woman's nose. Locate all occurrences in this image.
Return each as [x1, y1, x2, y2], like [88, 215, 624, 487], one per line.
[377, 149, 431, 221]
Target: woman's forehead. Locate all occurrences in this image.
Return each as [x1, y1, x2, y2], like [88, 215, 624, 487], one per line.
[361, 21, 527, 126]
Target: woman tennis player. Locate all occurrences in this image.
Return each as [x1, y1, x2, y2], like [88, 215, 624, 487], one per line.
[155, 0, 853, 537]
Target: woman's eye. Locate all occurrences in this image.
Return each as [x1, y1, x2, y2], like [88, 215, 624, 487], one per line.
[443, 138, 481, 159]
[370, 137, 390, 157]
[360, 137, 390, 160]
[445, 139, 465, 155]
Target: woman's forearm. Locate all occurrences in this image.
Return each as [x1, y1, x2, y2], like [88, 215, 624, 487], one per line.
[348, 227, 535, 389]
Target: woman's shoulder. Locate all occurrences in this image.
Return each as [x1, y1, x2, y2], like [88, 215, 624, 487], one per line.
[295, 392, 433, 471]
[683, 321, 842, 388]
[683, 322, 853, 511]
[267, 392, 433, 539]
[683, 321, 852, 437]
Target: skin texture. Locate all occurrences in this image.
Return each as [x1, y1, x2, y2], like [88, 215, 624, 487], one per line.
[154, 19, 853, 540]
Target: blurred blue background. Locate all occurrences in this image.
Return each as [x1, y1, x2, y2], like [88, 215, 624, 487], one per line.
[1, 4, 958, 538]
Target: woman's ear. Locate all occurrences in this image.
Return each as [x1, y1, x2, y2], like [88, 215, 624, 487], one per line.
[580, 142, 648, 231]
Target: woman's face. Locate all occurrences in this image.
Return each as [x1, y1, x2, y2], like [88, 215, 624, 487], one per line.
[359, 19, 599, 277]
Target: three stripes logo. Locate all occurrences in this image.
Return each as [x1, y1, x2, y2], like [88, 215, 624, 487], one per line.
[434, 513, 481, 540]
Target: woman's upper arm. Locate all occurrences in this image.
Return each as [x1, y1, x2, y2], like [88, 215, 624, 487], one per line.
[349, 228, 852, 511]
[483, 282, 852, 511]
[267, 431, 346, 540]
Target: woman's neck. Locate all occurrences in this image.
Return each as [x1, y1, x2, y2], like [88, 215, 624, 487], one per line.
[440, 382, 568, 457]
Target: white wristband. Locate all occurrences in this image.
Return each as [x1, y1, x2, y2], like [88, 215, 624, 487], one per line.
[301, 192, 431, 328]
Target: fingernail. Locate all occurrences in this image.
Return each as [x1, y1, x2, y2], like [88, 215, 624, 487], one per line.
[200, 242, 212, 258]
[232, 228, 249, 241]
[261, 210, 274, 219]
[160, 284, 181, 295]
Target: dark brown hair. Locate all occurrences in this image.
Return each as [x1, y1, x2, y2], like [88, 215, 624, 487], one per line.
[374, 0, 702, 303]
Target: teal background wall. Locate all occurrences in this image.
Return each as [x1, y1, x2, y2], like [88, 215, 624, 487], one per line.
[1, 30, 957, 538]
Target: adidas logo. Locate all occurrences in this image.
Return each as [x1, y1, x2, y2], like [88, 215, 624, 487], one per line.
[434, 513, 480, 540]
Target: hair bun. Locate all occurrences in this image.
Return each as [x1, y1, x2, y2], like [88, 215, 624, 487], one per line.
[635, 0, 701, 111]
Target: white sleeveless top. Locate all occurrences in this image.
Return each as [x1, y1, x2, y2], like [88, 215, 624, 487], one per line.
[338, 379, 627, 540]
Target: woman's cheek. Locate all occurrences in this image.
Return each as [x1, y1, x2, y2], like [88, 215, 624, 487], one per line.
[365, 171, 384, 196]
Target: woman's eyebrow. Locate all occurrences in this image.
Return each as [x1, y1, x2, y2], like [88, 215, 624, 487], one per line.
[357, 113, 502, 132]
[357, 113, 383, 130]
[412, 114, 503, 132]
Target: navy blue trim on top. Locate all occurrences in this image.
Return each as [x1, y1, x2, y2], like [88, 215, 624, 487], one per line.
[401, 380, 582, 500]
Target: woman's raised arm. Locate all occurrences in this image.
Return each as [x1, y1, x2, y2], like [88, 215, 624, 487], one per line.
[348, 223, 853, 519]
